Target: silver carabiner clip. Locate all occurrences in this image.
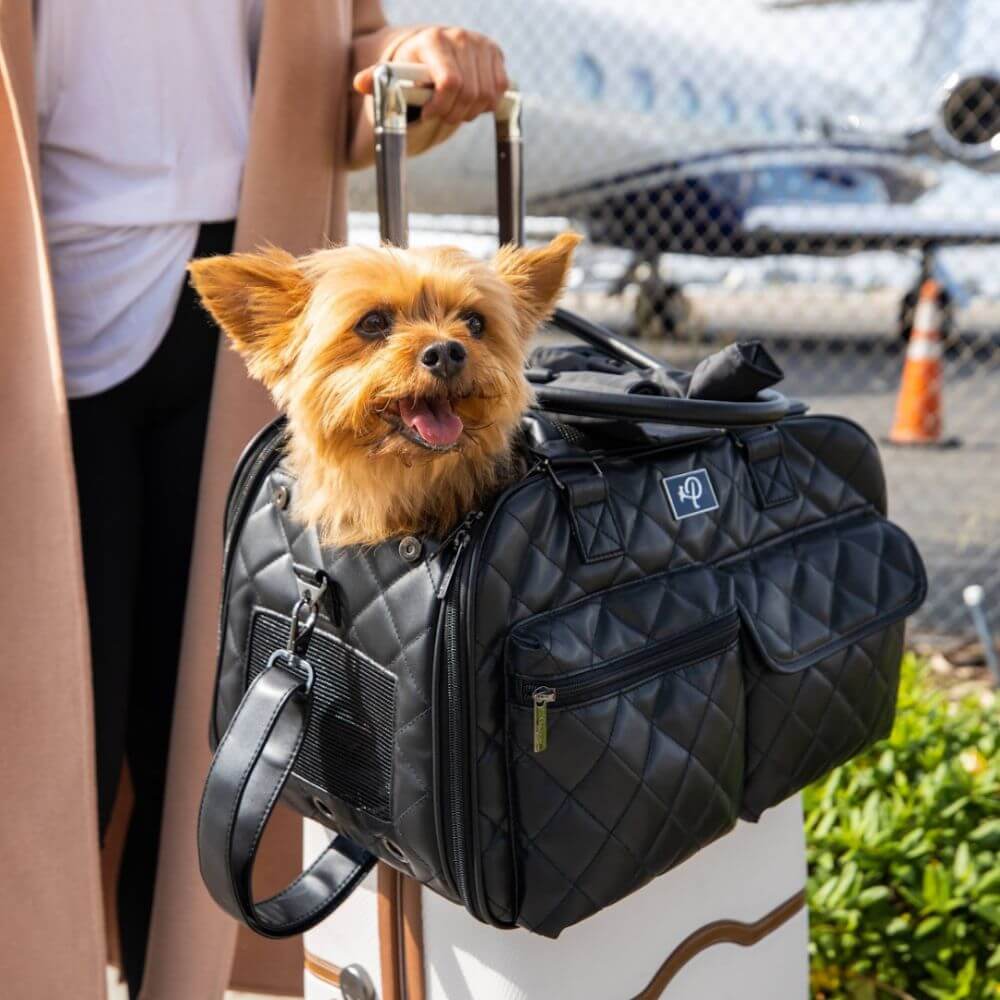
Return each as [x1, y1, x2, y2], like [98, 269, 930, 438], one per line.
[287, 596, 319, 653]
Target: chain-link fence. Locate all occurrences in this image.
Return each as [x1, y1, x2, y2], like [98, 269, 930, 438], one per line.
[350, 0, 1000, 641]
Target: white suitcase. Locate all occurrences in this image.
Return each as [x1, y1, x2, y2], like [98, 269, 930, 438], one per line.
[302, 795, 808, 1000]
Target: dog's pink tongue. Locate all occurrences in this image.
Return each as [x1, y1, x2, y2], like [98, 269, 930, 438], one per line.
[399, 397, 464, 446]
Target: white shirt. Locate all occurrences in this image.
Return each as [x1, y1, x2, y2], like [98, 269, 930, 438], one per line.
[36, 0, 263, 397]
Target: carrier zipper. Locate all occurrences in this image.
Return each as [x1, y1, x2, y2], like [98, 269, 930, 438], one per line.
[437, 511, 483, 915]
[211, 423, 287, 746]
[436, 512, 482, 600]
[515, 612, 740, 753]
[223, 419, 286, 540]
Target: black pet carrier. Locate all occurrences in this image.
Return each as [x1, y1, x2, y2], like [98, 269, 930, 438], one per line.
[197, 64, 926, 939]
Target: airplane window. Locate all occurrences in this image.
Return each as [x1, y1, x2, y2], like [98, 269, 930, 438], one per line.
[573, 52, 605, 102]
[679, 78, 699, 118]
[720, 92, 739, 126]
[787, 107, 806, 133]
[629, 67, 655, 113]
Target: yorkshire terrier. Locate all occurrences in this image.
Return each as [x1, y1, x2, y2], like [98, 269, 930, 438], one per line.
[189, 232, 580, 546]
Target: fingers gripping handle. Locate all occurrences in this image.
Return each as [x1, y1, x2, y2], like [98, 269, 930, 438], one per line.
[372, 62, 524, 248]
[197, 660, 375, 937]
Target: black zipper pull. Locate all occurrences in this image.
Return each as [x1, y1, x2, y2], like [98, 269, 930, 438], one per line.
[436, 512, 482, 600]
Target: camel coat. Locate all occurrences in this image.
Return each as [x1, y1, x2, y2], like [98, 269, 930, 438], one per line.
[0, 2, 451, 996]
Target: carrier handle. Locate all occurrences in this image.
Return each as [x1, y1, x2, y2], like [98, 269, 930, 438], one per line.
[373, 62, 523, 248]
[532, 308, 799, 428]
[197, 656, 375, 938]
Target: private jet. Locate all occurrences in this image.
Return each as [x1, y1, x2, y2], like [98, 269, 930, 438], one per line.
[352, 0, 1000, 336]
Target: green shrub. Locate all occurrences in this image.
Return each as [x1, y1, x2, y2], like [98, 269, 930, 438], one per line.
[805, 653, 999, 1000]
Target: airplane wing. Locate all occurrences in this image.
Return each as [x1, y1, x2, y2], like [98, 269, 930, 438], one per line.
[745, 204, 1000, 246]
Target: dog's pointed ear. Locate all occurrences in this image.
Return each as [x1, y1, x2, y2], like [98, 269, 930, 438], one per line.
[188, 247, 310, 388]
[493, 231, 582, 336]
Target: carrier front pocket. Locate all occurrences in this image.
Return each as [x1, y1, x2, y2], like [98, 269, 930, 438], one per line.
[505, 567, 745, 938]
[722, 508, 927, 820]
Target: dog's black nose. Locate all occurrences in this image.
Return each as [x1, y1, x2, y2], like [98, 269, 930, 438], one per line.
[420, 340, 467, 379]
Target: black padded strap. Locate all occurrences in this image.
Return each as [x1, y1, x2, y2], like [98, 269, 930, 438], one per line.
[560, 468, 625, 561]
[736, 426, 798, 509]
[197, 657, 376, 938]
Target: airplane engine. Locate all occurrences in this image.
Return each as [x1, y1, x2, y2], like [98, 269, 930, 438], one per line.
[930, 69, 1000, 172]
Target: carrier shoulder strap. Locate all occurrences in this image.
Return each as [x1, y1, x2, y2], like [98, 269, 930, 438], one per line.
[197, 653, 375, 937]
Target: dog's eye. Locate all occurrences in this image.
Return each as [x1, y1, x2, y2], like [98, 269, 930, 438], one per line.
[355, 309, 393, 339]
[462, 311, 485, 339]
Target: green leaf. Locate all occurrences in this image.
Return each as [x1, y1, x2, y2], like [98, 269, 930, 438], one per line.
[974, 866, 1000, 895]
[915, 915, 944, 938]
[813, 874, 841, 909]
[970, 899, 1000, 928]
[969, 819, 1000, 847]
[920, 983, 957, 1000]
[923, 862, 952, 911]
[953, 841, 975, 882]
[856, 885, 893, 908]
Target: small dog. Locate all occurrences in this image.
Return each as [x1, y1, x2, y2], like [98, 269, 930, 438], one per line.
[189, 232, 580, 546]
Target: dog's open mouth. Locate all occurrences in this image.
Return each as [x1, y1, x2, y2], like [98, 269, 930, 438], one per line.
[386, 396, 465, 451]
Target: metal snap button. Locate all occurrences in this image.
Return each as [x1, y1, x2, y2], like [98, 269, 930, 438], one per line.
[310, 795, 334, 821]
[273, 484, 289, 509]
[398, 536, 422, 562]
[339, 964, 376, 1000]
[383, 839, 407, 864]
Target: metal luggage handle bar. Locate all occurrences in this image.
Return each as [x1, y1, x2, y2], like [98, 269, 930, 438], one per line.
[372, 62, 524, 248]
[531, 382, 794, 428]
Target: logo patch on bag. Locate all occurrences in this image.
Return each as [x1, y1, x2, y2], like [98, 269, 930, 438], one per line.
[662, 469, 719, 520]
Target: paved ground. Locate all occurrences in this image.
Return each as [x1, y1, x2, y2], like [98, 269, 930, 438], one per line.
[541, 320, 1000, 641]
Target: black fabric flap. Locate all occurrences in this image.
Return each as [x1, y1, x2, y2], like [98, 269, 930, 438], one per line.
[507, 564, 737, 681]
[722, 509, 927, 673]
[688, 340, 783, 402]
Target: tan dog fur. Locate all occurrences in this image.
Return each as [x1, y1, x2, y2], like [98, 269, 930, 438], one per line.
[189, 233, 580, 546]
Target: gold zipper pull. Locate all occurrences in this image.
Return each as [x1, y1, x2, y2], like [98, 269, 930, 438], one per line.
[532, 687, 557, 753]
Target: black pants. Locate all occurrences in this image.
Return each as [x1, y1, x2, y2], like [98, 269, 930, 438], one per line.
[69, 220, 234, 997]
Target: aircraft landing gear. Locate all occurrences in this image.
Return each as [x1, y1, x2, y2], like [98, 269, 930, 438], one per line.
[898, 246, 954, 343]
[624, 258, 691, 340]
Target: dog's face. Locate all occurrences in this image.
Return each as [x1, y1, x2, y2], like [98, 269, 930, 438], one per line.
[190, 233, 579, 543]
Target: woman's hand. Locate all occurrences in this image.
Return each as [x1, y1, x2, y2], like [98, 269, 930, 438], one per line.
[354, 27, 509, 125]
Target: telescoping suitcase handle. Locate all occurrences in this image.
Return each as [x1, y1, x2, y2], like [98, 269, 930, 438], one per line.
[373, 62, 524, 248]
[373, 63, 794, 428]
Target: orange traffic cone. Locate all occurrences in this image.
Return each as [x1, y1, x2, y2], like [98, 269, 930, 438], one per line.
[887, 279, 954, 447]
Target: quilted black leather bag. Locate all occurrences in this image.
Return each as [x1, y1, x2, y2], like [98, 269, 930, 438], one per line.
[197, 304, 926, 939]
[196, 66, 926, 940]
